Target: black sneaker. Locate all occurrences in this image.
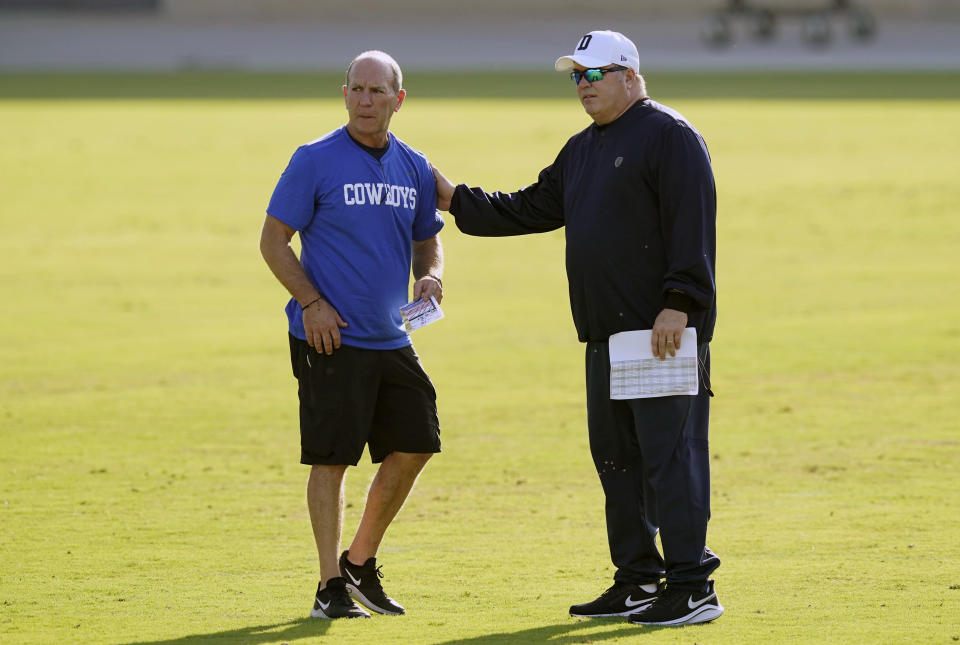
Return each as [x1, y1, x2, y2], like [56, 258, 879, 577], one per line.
[629, 579, 723, 626]
[339, 550, 405, 615]
[569, 581, 662, 618]
[310, 577, 370, 619]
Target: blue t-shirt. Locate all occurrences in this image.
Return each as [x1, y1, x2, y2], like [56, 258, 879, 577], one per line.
[266, 127, 444, 349]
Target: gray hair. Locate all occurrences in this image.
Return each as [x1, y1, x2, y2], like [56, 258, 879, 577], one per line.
[345, 50, 403, 93]
[626, 68, 647, 98]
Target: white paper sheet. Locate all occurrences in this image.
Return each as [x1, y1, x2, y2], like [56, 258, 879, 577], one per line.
[399, 296, 444, 333]
[608, 328, 699, 399]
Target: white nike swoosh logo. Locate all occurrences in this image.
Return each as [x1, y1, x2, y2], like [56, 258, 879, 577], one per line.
[345, 569, 362, 586]
[624, 595, 651, 608]
[688, 593, 715, 610]
[316, 598, 331, 611]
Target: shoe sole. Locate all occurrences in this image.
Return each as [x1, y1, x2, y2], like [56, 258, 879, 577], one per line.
[570, 604, 652, 618]
[309, 607, 370, 619]
[345, 583, 405, 616]
[631, 603, 724, 626]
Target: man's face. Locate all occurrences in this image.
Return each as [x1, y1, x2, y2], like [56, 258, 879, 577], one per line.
[574, 65, 632, 125]
[343, 58, 404, 145]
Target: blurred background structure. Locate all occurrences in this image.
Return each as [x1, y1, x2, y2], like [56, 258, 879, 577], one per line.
[1, 0, 959, 71]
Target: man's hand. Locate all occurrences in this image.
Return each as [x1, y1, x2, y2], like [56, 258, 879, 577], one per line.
[431, 163, 455, 211]
[413, 275, 443, 304]
[651, 308, 688, 360]
[303, 298, 348, 355]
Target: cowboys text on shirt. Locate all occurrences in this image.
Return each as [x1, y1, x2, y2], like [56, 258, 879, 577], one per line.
[343, 182, 417, 209]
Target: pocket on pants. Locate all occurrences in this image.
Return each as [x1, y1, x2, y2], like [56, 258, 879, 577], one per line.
[297, 346, 345, 460]
[299, 399, 342, 459]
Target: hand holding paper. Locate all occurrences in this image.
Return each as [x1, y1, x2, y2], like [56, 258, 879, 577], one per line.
[609, 328, 698, 399]
[399, 296, 445, 333]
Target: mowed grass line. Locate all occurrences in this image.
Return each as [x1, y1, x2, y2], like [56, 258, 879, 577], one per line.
[1, 75, 958, 644]
[3, 70, 959, 100]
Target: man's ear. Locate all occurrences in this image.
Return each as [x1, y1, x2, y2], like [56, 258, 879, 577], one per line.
[395, 89, 406, 112]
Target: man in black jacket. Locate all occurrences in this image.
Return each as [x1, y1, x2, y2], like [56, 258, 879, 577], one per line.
[433, 30, 723, 627]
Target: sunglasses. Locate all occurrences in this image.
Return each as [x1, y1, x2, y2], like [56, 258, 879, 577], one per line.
[570, 65, 629, 84]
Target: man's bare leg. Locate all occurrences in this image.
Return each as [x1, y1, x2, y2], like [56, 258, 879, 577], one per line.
[307, 464, 349, 587]
[346, 452, 432, 563]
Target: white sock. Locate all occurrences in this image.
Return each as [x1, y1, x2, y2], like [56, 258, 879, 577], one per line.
[640, 583, 659, 593]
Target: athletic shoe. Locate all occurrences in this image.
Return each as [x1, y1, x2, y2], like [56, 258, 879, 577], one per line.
[628, 579, 723, 626]
[310, 577, 370, 619]
[339, 550, 405, 615]
[569, 581, 662, 618]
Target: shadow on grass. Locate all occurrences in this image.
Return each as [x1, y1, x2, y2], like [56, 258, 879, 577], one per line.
[113, 618, 327, 645]
[434, 617, 675, 645]
[111, 617, 678, 645]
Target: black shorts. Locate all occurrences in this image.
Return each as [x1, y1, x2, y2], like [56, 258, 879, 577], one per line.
[289, 334, 441, 466]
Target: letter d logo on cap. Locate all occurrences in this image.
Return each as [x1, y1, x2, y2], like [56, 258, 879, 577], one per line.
[577, 35, 592, 51]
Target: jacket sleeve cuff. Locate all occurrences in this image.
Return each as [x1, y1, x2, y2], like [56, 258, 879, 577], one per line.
[664, 290, 697, 314]
[450, 184, 466, 214]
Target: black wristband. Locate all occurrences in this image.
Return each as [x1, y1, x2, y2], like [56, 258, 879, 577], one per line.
[425, 274, 443, 288]
[302, 296, 323, 311]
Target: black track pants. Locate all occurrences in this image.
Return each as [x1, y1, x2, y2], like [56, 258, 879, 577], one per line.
[585, 340, 720, 585]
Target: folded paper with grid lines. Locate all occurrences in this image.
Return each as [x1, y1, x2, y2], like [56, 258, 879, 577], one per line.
[609, 328, 698, 399]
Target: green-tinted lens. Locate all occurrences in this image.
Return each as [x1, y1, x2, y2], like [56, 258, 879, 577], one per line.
[583, 68, 604, 82]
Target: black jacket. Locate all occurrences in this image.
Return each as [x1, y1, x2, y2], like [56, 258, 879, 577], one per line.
[450, 99, 717, 343]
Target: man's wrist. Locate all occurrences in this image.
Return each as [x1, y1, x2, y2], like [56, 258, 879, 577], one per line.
[301, 296, 324, 311]
[421, 274, 443, 288]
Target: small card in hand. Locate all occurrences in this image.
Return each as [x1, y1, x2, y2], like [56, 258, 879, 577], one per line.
[399, 296, 444, 332]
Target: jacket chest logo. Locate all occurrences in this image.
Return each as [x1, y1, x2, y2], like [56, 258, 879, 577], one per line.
[614, 156, 623, 168]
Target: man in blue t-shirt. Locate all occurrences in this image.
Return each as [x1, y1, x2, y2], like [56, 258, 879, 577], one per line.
[260, 50, 444, 621]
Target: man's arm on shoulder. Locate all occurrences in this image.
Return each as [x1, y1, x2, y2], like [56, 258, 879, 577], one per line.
[431, 163, 564, 236]
[259, 214, 347, 355]
[411, 234, 444, 304]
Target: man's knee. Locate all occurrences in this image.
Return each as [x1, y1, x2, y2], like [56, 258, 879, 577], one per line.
[309, 463, 348, 485]
[310, 463, 349, 474]
[405, 451, 434, 467]
[389, 451, 433, 470]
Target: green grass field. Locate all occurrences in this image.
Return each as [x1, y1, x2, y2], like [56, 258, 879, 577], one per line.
[1, 72, 958, 644]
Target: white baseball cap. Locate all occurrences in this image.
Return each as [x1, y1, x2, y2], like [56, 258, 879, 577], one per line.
[554, 30, 640, 74]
